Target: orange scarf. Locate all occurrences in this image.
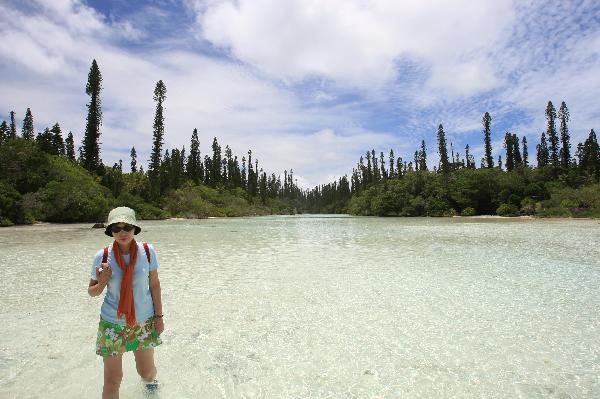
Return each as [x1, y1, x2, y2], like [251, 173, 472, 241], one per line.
[113, 240, 138, 327]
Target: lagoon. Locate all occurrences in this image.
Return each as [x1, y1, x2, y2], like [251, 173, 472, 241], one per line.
[0, 216, 599, 398]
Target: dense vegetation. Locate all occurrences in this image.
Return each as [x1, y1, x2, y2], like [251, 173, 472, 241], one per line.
[0, 61, 304, 226]
[305, 103, 600, 217]
[1, 60, 599, 225]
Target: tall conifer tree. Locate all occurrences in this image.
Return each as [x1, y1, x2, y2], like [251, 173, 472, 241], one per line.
[130, 147, 137, 173]
[22, 108, 34, 140]
[465, 144, 475, 169]
[0, 121, 8, 144]
[65, 132, 76, 161]
[512, 134, 522, 167]
[437, 124, 450, 175]
[187, 128, 201, 183]
[504, 132, 515, 172]
[545, 101, 559, 167]
[522, 136, 528, 167]
[580, 129, 599, 181]
[36, 127, 54, 154]
[388, 149, 395, 178]
[558, 101, 571, 168]
[536, 131, 549, 167]
[82, 60, 103, 172]
[149, 80, 167, 197]
[9, 111, 17, 139]
[419, 140, 428, 170]
[379, 151, 386, 179]
[50, 123, 65, 156]
[483, 112, 493, 168]
[211, 137, 222, 186]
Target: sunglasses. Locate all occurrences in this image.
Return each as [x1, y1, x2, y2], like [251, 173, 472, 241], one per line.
[111, 224, 135, 234]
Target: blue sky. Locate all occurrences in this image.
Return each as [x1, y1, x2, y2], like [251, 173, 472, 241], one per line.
[1, 0, 598, 188]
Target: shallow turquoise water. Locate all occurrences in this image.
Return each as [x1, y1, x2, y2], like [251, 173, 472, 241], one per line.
[0, 216, 599, 398]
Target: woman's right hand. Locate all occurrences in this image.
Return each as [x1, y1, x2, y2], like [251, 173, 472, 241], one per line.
[96, 263, 112, 284]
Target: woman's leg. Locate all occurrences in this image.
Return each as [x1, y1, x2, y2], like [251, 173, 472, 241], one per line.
[134, 348, 157, 382]
[103, 354, 123, 399]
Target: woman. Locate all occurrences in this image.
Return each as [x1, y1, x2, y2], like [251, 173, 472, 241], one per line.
[88, 207, 164, 398]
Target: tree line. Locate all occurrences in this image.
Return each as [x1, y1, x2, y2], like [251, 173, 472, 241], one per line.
[0, 60, 304, 225]
[303, 103, 599, 216]
[1, 59, 599, 224]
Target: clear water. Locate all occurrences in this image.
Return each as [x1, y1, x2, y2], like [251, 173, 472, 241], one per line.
[0, 216, 599, 398]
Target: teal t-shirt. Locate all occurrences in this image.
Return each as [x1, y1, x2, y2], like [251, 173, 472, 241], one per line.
[91, 242, 159, 325]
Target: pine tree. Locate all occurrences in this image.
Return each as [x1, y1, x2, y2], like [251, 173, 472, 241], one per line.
[65, 132, 76, 161]
[0, 121, 8, 144]
[169, 148, 183, 189]
[365, 151, 372, 184]
[36, 128, 54, 154]
[50, 123, 65, 156]
[203, 155, 211, 185]
[437, 124, 450, 174]
[9, 111, 17, 139]
[388, 149, 395, 178]
[82, 60, 103, 172]
[259, 170, 267, 203]
[22, 108, 34, 140]
[241, 156, 247, 189]
[545, 101, 559, 167]
[130, 147, 137, 173]
[580, 129, 599, 181]
[536, 131, 549, 167]
[379, 151, 386, 179]
[211, 137, 221, 186]
[224, 146, 233, 186]
[504, 132, 515, 172]
[465, 144, 475, 169]
[247, 150, 254, 194]
[396, 157, 403, 178]
[414, 150, 420, 171]
[558, 101, 571, 168]
[483, 112, 494, 168]
[149, 80, 166, 197]
[187, 128, 201, 183]
[419, 140, 428, 171]
[514, 134, 522, 166]
[522, 136, 528, 167]
[372, 149, 380, 182]
[232, 156, 240, 188]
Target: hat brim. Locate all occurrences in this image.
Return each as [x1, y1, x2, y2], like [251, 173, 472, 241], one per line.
[104, 224, 142, 237]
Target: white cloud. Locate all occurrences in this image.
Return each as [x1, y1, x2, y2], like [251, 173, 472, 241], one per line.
[196, 0, 514, 96]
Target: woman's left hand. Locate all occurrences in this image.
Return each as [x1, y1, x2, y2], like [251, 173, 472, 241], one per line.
[154, 317, 164, 336]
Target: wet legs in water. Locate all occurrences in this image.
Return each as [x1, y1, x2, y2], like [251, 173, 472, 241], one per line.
[134, 348, 158, 383]
[103, 354, 123, 399]
[102, 350, 157, 398]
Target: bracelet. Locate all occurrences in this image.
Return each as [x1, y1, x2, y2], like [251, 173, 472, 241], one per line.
[154, 314, 164, 318]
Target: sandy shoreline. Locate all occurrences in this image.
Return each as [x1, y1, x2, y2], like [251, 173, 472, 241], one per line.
[0, 214, 596, 229]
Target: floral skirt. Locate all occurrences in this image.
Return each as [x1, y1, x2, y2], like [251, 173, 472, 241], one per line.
[96, 317, 162, 357]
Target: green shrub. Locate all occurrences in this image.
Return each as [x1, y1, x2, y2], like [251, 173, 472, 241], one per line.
[0, 180, 23, 225]
[116, 192, 169, 220]
[496, 203, 519, 216]
[537, 207, 571, 218]
[30, 157, 112, 222]
[461, 207, 476, 216]
[520, 198, 537, 215]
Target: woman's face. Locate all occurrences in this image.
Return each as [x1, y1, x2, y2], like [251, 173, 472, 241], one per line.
[111, 223, 135, 247]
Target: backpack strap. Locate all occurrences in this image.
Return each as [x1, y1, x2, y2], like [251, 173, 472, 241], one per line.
[143, 242, 151, 264]
[102, 246, 109, 264]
